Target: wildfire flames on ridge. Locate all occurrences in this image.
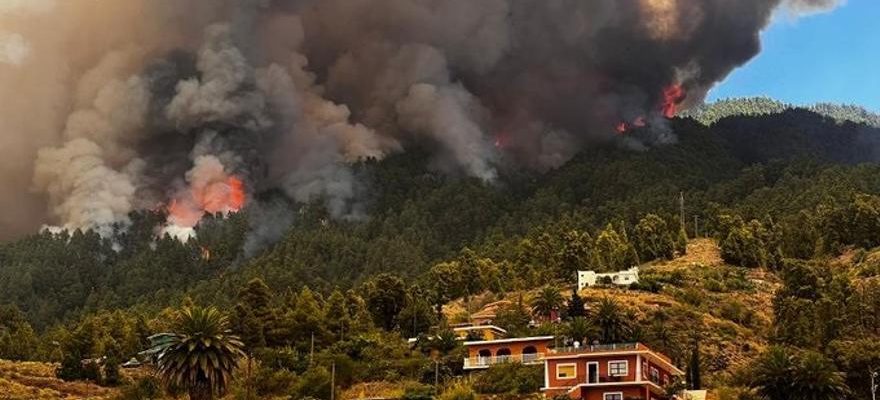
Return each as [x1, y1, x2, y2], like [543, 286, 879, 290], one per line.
[616, 84, 687, 135]
[0, 0, 844, 246]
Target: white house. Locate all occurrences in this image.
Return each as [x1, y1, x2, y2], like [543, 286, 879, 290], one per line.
[577, 267, 639, 290]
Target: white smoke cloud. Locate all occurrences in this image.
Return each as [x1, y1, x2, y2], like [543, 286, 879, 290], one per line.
[0, 32, 29, 65]
[33, 138, 138, 237]
[0, 0, 56, 15]
[258, 62, 382, 219]
[31, 50, 151, 236]
[167, 24, 270, 131]
[397, 83, 497, 181]
[784, 0, 846, 14]
[161, 224, 196, 242]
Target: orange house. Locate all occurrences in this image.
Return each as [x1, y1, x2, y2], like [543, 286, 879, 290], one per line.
[542, 343, 684, 400]
[462, 336, 555, 370]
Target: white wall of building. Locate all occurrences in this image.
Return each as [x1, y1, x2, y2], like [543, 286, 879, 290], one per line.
[577, 267, 639, 290]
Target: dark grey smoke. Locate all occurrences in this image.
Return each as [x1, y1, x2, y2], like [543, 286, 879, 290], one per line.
[0, 0, 844, 240]
[242, 197, 295, 258]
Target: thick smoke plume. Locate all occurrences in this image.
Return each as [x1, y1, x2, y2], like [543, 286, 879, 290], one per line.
[0, 0, 843, 241]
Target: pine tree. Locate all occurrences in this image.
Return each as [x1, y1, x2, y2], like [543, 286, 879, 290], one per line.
[566, 291, 586, 320]
[688, 334, 702, 390]
[676, 224, 689, 256]
[325, 289, 351, 341]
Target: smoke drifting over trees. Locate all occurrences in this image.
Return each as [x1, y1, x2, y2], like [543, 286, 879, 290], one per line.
[0, 0, 842, 240]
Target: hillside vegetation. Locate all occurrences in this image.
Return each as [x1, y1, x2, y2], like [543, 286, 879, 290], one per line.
[2, 103, 880, 399]
[684, 97, 880, 128]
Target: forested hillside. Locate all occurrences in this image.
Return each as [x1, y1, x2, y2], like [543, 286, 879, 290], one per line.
[684, 97, 880, 128]
[3, 105, 880, 399]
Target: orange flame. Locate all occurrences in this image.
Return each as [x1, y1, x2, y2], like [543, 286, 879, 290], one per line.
[616, 115, 647, 135]
[167, 175, 246, 228]
[661, 84, 686, 118]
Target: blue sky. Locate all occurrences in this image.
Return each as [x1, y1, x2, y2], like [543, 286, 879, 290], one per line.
[708, 0, 880, 112]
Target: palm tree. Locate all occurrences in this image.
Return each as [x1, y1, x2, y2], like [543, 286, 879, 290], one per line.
[146, 306, 246, 400]
[750, 346, 849, 400]
[565, 317, 597, 344]
[531, 286, 564, 320]
[750, 346, 796, 400]
[593, 297, 628, 343]
[791, 351, 849, 400]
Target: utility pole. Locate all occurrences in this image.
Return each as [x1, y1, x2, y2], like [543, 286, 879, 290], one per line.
[434, 360, 440, 389]
[679, 192, 687, 237]
[871, 368, 878, 400]
[331, 362, 336, 400]
[309, 332, 315, 366]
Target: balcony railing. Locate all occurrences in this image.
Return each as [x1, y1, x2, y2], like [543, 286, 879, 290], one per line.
[550, 342, 640, 355]
[463, 353, 545, 369]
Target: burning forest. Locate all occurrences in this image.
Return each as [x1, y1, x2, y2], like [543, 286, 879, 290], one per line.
[0, 0, 843, 244]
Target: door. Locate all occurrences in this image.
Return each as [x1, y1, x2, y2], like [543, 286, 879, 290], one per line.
[587, 362, 599, 384]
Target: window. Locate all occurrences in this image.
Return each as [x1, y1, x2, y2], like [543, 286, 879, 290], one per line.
[556, 363, 577, 379]
[650, 366, 660, 383]
[603, 393, 623, 400]
[608, 360, 628, 376]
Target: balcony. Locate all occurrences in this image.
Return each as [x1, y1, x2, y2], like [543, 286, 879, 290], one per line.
[548, 342, 675, 365]
[463, 353, 546, 369]
[551, 342, 640, 355]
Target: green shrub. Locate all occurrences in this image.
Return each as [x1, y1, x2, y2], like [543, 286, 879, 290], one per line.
[113, 376, 162, 400]
[629, 278, 662, 293]
[292, 367, 333, 400]
[472, 363, 543, 395]
[102, 357, 122, 386]
[645, 270, 686, 287]
[676, 288, 706, 307]
[704, 278, 725, 293]
[253, 366, 298, 396]
[402, 382, 436, 400]
[717, 299, 755, 327]
[438, 382, 476, 400]
[722, 270, 755, 292]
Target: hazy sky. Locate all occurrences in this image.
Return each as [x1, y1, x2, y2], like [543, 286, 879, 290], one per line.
[709, 0, 880, 111]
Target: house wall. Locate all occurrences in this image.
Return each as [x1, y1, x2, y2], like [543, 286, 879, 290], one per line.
[455, 327, 503, 340]
[578, 271, 598, 289]
[582, 386, 646, 400]
[482, 328, 503, 341]
[641, 358, 674, 387]
[577, 267, 639, 290]
[546, 354, 639, 388]
[466, 339, 552, 359]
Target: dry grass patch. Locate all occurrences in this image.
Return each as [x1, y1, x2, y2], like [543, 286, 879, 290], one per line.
[0, 359, 116, 399]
